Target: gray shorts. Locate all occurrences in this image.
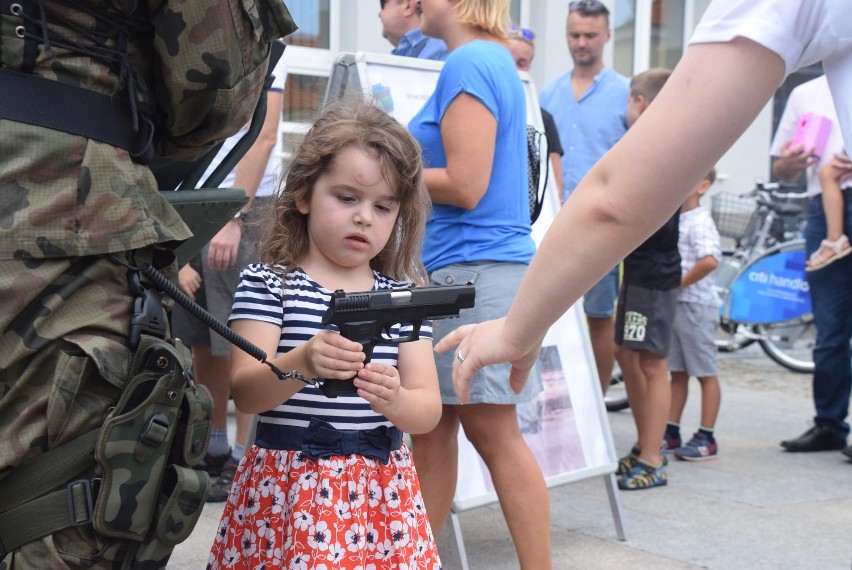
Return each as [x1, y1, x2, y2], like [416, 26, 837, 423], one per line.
[667, 301, 718, 378]
[430, 261, 542, 405]
[614, 283, 678, 357]
[171, 201, 267, 356]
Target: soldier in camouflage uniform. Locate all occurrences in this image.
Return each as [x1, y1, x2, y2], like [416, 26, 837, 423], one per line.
[0, 1, 296, 568]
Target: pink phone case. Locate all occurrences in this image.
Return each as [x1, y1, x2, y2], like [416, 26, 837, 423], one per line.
[790, 113, 832, 158]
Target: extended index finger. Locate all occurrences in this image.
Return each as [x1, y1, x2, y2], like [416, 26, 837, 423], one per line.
[433, 324, 475, 354]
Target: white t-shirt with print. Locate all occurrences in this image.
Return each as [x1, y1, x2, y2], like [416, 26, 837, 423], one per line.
[690, 0, 852, 152]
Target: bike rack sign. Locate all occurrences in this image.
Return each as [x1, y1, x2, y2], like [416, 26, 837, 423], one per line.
[724, 250, 812, 323]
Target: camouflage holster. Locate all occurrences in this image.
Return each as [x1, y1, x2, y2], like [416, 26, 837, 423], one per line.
[0, 335, 212, 567]
[93, 333, 213, 558]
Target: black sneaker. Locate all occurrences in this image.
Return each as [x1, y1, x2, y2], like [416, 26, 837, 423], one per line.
[780, 426, 846, 452]
[206, 457, 240, 503]
[196, 448, 232, 476]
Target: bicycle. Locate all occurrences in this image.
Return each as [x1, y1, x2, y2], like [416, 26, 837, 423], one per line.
[711, 182, 814, 373]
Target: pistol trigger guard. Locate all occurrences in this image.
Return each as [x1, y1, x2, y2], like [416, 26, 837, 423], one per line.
[318, 380, 337, 399]
[410, 320, 422, 341]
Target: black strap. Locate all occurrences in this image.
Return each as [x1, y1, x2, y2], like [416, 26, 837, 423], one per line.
[0, 67, 153, 163]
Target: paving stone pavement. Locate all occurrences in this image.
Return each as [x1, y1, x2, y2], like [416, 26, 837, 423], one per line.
[170, 344, 852, 569]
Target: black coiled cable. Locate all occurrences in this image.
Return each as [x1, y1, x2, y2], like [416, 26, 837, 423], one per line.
[115, 257, 316, 387]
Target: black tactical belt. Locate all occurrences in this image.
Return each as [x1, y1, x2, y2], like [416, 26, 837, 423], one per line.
[0, 67, 153, 163]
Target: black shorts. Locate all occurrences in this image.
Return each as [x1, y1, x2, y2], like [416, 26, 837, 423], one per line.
[614, 283, 678, 357]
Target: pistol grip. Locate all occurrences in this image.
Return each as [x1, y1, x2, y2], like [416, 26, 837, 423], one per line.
[319, 339, 375, 399]
[319, 378, 354, 398]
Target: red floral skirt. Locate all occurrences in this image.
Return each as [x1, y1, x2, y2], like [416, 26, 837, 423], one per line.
[208, 443, 442, 569]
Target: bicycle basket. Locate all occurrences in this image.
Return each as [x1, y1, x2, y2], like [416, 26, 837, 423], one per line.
[710, 193, 758, 241]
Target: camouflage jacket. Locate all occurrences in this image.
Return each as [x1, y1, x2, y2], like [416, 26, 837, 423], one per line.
[0, 0, 296, 259]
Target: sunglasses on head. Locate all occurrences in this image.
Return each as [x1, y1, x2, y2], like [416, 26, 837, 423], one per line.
[507, 25, 535, 42]
[569, 0, 610, 15]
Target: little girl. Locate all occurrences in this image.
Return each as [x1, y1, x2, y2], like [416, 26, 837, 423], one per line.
[807, 150, 852, 271]
[208, 101, 443, 569]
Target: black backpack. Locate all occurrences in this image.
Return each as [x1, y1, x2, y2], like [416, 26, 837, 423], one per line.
[526, 124, 549, 224]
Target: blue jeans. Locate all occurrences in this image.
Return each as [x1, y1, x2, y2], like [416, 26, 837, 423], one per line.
[583, 265, 620, 318]
[805, 192, 852, 437]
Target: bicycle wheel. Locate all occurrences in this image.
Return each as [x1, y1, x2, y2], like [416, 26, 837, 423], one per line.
[604, 370, 630, 412]
[756, 315, 815, 374]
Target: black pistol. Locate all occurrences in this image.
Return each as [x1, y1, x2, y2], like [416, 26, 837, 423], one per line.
[319, 284, 476, 397]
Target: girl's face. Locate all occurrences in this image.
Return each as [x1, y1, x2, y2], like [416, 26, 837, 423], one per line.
[297, 145, 400, 274]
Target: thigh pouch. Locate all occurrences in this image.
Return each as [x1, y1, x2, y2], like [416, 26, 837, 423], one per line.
[0, 334, 213, 564]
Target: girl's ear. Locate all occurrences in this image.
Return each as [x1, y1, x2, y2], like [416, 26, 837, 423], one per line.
[296, 196, 310, 215]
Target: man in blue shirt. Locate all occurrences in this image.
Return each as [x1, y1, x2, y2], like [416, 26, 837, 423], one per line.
[379, 0, 448, 61]
[539, 0, 629, 397]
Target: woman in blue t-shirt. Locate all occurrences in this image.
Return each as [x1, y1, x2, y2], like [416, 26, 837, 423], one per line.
[407, 1, 551, 567]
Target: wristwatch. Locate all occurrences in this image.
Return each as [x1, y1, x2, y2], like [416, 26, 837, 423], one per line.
[232, 210, 246, 223]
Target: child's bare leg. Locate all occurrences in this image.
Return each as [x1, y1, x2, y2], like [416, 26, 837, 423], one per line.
[668, 371, 689, 425]
[636, 352, 670, 467]
[819, 171, 846, 242]
[697, 375, 721, 429]
[588, 316, 616, 395]
[615, 345, 646, 447]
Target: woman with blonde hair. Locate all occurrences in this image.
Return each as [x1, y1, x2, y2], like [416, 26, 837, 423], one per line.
[408, 1, 552, 568]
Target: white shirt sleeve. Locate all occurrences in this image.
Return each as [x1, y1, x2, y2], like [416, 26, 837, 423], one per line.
[690, 1, 832, 77]
[691, 0, 852, 153]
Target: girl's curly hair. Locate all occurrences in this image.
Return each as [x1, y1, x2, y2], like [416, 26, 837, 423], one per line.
[258, 99, 431, 285]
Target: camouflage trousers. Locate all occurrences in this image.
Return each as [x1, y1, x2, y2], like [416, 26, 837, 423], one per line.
[0, 249, 179, 569]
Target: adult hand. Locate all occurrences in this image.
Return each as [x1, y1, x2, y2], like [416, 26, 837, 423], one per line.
[832, 151, 852, 181]
[207, 220, 242, 271]
[818, 151, 852, 183]
[773, 140, 818, 181]
[177, 265, 202, 300]
[434, 317, 543, 404]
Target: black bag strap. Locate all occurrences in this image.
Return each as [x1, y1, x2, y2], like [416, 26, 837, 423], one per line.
[0, 67, 154, 163]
